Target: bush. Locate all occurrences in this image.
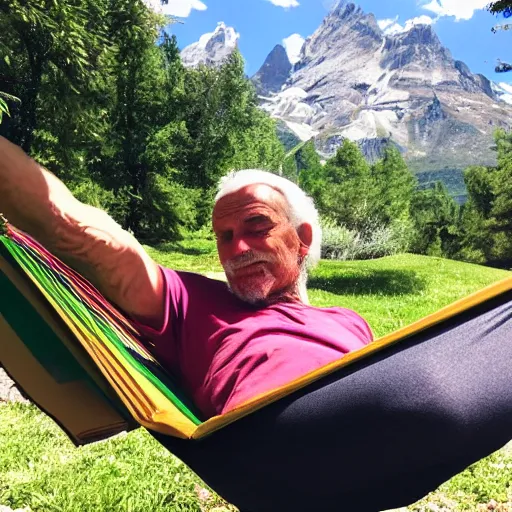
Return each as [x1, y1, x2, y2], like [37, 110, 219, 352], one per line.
[321, 219, 361, 260]
[321, 217, 412, 261]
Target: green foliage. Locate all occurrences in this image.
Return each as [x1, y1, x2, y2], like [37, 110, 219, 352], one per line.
[458, 130, 512, 266]
[371, 146, 416, 224]
[2, 0, 509, 261]
[180, 51, 283, 192]
[319, 139, 374, 231]
[275, 120, 301, 151]
[282, 152, 299, 182]
[0, 91, 19, 124]
[311, 141, 415, 259]
[491, 130, 512, 233]
[0, 0, 111, 152]
[282, 139, 323, 186]
[296, 140, 324, 192]
[409, 182, 461, 258]
[138, 174, 201, 243]
[321, 217, 413, 261]
[464, 165, 496, 218]
[227, 109, 285, 172]
[1, 0, 285, 241]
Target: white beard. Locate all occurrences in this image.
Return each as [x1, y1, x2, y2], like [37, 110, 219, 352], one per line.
[226, 266, 275, 304]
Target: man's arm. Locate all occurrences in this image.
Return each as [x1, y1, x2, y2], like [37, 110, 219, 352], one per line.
[0, 136, 165, 328]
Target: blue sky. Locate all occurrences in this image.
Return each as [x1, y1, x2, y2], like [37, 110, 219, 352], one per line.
[149, 0, 512, 86]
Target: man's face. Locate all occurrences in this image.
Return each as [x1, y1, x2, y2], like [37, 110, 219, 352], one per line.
[212, 184, 309, 304]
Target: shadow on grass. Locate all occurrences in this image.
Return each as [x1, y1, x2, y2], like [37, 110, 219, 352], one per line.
[309, 269, 426, 296]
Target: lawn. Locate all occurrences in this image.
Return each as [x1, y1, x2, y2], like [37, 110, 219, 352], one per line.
[1, 240, 511, 512]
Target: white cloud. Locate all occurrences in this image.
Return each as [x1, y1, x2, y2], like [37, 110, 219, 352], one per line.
[404, 15, 434, 30]
[378, 15, 434, 35]
[421, 0, 488, 21]
[283, 33, 305, 64]
[267, 0, 300, 8]
[378, 18, 399, 31]
[143, 0, 207, 17]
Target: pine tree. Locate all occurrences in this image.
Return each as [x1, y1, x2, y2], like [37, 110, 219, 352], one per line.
[409, 182, 461, 257]
[371, 146, 416, 224]
[320, 139, 374, 231]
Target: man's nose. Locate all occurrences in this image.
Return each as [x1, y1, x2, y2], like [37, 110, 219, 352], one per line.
[232, 237, 251, 256]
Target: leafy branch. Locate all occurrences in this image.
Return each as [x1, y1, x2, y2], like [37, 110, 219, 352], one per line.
[0, 91, 20, 123]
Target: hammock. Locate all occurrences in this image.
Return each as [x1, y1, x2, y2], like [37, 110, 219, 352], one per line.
[2, 218, 512, 512]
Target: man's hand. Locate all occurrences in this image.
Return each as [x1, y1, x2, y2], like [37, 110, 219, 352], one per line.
[0, 136, 165, 329]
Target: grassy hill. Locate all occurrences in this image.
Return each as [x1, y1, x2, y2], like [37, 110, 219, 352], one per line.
[1, 243, 511, 512]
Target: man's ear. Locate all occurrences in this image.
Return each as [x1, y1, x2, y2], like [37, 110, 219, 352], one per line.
[297, 223, 313, 257]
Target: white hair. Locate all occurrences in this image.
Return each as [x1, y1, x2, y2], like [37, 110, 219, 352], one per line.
[215, 169, 322, 303]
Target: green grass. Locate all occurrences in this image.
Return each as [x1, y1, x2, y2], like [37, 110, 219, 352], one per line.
[1, 242, 511, 512]
[308, 254, 510, 337]
[0, 404, 234, 512]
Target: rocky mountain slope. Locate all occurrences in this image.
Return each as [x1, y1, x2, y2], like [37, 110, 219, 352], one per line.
[252, 1, 512, 188]
[251, 44, 292, 97]
[180, 2, 512, 191]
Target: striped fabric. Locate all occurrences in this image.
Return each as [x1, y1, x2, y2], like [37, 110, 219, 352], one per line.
[0, 222, 202, 439]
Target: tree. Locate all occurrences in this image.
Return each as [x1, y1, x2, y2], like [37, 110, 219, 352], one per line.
[0, 91, 19, 124]
[296, 140, 323, 192]
[0, 0, 287, 241]
[226, 109, 285, 173]
[319, 139, 374, 231]
[0, 0, 110, 152]
[458, 130, 512, 265]
[370, 146, 416, 225]
[488, 130, 512, 262]
[178, 50, 285, 224]
[463, 165, 496, 218]
[409, 182, 461, 257]
[281, 139, 323, 186]
[95, 0, 186, 239]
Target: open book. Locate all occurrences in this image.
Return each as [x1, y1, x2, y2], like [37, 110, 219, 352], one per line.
[2, 219, 512, 446]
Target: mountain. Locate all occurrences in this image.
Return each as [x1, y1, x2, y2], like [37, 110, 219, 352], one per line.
[251, 44, 292, 97]
[181, 22, 239, 68]
[254, 1, 512, 191]
[492, 81, 512, 105]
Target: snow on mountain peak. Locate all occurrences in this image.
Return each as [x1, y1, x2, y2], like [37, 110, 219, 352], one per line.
[181, 22, 240, 68]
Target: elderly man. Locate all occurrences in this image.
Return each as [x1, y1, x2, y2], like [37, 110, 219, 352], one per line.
[2, 135, 512, 512]
[0, 136, 372, 417]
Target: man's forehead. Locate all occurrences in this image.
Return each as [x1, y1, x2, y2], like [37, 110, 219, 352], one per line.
[213, 184, 288, 220]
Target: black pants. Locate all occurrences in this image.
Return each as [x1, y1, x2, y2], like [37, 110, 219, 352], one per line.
[152, 291, 512, 512]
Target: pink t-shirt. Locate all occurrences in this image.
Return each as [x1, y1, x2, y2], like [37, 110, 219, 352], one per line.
[135, 267, 373, 418]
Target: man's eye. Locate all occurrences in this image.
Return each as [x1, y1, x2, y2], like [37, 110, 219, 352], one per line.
[253, 228, 270, 237]
[216, 232, 233, 243]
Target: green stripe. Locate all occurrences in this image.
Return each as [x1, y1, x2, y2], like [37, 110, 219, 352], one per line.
[0, 262, 132, 426]
[0, 234, 203, 425]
